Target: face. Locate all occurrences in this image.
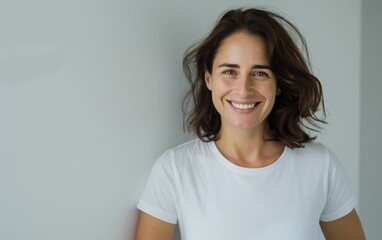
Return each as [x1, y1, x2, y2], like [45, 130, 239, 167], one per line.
[205, 31, 278, 135]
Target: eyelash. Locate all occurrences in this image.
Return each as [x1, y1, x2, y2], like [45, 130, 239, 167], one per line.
[222, 69, 237, 76]
[222, 70, 269, 78]
[253, 71, 269, 77]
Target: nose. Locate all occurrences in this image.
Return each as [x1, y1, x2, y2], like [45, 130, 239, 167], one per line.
[235, 75, 253, 97]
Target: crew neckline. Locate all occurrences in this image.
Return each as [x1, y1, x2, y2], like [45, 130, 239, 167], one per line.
[208, 140, 290, 175]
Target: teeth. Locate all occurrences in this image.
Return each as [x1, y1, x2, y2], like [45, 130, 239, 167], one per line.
[231, 102, 256, 110]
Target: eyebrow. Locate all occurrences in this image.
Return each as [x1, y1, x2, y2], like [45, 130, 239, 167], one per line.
[217, 63, 272, 70]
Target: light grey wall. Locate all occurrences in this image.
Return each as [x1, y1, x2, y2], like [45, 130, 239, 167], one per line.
[359, 0, 382, 238]
[0, 0, 361, 239]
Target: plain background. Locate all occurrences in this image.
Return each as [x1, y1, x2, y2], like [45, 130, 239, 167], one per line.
[0, 0, 380, 239]
[359, 0, 382, 238]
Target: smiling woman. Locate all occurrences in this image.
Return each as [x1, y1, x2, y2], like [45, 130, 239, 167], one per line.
[182, 9, 326, 148]
[135, 8, 365, 240]
[204, 32, 278, 137]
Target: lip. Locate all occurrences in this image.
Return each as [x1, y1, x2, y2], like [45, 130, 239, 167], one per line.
[230, 100, 257, 105]
[227, 100, 260, 112]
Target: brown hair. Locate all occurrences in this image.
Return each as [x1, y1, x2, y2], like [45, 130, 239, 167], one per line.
[182, 8, 326, 148]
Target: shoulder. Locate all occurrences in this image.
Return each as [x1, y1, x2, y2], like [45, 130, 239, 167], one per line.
[288, 142, 350, 185]
[286, 142, 340, 176]
[289, 142, 333, 165]
[160, 138, 208, 159]
[292, 141, 330, 156]
[155, 138, 211, 170]
[170, 138, 206, 155]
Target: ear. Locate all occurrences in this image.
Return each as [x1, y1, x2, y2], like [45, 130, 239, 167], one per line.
[204, 71, 213, 91]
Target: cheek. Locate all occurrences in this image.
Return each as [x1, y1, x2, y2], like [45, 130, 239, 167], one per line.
[210, 87, 229, 112]
[211, 82, 229, 98]
[263, 81, 278, 95]
[211, 89, 224, 107]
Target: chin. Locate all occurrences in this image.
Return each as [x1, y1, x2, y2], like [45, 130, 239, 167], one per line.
[230, 118, 266, 131]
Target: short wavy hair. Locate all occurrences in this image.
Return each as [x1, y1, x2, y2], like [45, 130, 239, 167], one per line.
[182, 8, 326, 148]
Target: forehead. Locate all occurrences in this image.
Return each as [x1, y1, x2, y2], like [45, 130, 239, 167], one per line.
[213, 32, 269, 66]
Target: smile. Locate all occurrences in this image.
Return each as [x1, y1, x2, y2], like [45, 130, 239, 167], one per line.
[230, 101, 258, 110]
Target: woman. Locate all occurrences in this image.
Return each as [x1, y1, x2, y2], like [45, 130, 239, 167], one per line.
[135, 8, 365, 240]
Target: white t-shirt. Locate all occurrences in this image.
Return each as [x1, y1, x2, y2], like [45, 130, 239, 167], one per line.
[137, 139, 356, 240]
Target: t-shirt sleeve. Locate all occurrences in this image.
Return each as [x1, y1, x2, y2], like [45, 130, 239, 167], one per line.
[137, 150, 178, 224]
[320, 148, 357, 222]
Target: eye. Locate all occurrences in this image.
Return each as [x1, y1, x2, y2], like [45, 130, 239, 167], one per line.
[252, 71, 270, 79]
[222, 69, 237, 76]
[254, 71, 268, 77]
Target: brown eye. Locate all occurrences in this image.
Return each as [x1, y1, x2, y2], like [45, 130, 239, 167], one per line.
[252, 71, 269, 79]
[223, 69, 237, 76]
[255, 72, 268, 77]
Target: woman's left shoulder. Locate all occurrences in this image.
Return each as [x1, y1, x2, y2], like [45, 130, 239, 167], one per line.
[289, 141, 338, 167]
[291, 141, 331, 157]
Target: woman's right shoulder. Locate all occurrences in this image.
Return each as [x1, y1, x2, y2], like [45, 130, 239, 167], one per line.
[155, 138, 210, 169]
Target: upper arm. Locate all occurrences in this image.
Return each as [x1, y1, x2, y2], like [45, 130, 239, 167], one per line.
[135, 211, 176, 240]
[320, 209, 366, 240]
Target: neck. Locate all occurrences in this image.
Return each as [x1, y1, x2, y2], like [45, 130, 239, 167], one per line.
[215, 125, 284, 168]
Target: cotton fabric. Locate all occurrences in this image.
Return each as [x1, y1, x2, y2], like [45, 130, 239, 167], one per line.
[137, 139, 356, 240]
